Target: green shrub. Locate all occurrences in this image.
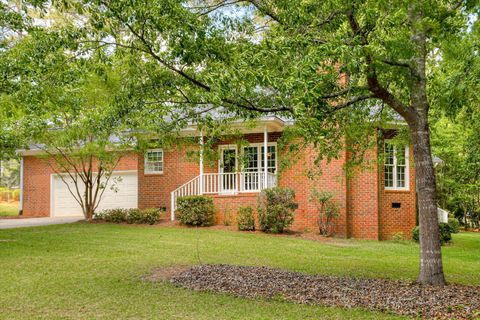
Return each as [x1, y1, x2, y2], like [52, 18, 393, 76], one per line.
[237, 206, 255, 231]
[257, 187, 298, 233]
[439, 223, 453, 244]
[96, 208, 128, 223]
[448, 217, 460, 233]
[412, 223, 452, 245]
[95, 208, 161, 225]
[141, 208, 161, 225]
[176, 196, 215, 226]
[309, 190, 340, 236]
[125, 209, 142, 224]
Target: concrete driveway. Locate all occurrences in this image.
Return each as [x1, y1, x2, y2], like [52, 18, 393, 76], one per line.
[0, 216, 84, 229]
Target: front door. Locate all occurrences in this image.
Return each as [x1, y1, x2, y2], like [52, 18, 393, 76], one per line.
[220, 147, 237, 193]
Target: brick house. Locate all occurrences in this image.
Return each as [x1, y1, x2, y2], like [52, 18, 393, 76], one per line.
[18, 117, 416, 240]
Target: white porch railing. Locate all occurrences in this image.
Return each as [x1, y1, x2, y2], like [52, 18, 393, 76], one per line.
[170, 172, 277, 219]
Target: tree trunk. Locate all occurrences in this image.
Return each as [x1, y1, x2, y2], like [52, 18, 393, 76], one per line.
[410, 117, 446, 286]
[85, 202, 94, 221]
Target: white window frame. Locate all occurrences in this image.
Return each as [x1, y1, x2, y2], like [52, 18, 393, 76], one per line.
[144, 149, 164, 174]
[241, 142, 278, 174]
[217, 143, 278, 174]
[218, 145, 238, 173]
[384, 143, 409, 191]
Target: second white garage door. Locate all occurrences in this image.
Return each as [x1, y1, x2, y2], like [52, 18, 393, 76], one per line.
[51, 171, 138, 217]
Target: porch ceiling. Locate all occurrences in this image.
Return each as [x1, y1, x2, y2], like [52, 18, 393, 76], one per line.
[181, 116, 289, 136]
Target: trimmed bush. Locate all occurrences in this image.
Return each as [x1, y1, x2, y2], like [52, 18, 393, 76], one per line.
[176, 196, 215, 226]
[237, 206, 255, 231]
[126, 209, 142, 224]
[257, 187, 298, 233]
[141, 208, 162, 225]
[96, 208, 127, 223]
[412, 223, 452, 245]
[95, 208, 161, 225]
[448, 217, 460, 233]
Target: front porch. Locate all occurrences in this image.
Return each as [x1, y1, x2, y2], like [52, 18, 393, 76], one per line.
[170, 171, 277, 216]
[170, 121, 281, 220]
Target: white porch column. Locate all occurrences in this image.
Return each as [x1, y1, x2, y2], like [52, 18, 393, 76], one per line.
[170, 194, 175, 221]
[199, 132, 204, 195]
[263, 125, 268, 188]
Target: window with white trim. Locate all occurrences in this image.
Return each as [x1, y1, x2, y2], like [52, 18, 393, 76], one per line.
[384, 143, 409, 190]
[145, 149, 164, 174]
[242, 144, 277, 174]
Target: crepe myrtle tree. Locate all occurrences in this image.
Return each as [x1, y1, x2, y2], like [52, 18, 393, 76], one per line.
[35, 132, 131, 220]
[28, 72, 135, 220]
[1, 26, 138, 220]
[53, 0, 479, 285]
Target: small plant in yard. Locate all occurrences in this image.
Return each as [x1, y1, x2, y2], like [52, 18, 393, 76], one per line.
[413, 222, 453, 245]
[176, 196, 215, 226]
[237, 206, 255, 231]
[141, 208, 162, 225]
[95, 208, 127, 223]
[448, 217, 460, 233]
[126, 209, 142, 224]
[257, 187, 298, 233]
[309, 190, 340, 236]
[223, 207, 232, 226]
[95, 208, 161, 225]
[391, 232, 405, 241]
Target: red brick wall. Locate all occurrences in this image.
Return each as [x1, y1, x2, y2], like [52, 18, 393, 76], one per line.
[22, 154, 138, 217]
[22, 156, 53, 217]
[379, 146, 417, 240]
[211, 194, 258, 226]
[138, 145, 200, 211]
[346, 146, 380, 240]
[278, 144, 348, 235]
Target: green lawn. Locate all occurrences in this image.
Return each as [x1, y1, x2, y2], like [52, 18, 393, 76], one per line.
[0, 202, 19, 217]
[0, 224, 479, 320]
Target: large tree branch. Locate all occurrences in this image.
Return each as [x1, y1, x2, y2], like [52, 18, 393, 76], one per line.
[319, 86, 369, 100]
[332, 93, 376, 111]
[381, 59, 411, 69]
[246, 0, 283, 24]
[98, 1, 292, 115]
[346, 8, 416, 122]
[190, 0, 244, 16]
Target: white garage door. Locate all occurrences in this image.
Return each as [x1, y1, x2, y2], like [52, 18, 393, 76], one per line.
[51, 171, 138, 217]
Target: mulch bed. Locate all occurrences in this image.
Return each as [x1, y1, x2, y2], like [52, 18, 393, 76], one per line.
[170, 264, 480, 319]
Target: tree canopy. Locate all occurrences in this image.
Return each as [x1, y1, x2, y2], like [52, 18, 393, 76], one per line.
[1, 0, 480, 285]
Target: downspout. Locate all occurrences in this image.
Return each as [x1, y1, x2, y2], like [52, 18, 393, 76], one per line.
[263, 125, 268, 188]
[19, 157, 24, 216]
[199, 132, 204, 195]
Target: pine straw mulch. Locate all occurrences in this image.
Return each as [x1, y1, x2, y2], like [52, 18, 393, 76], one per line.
[169, 264, 480, 320]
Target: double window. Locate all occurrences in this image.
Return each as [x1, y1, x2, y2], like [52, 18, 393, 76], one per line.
[384, 143, 409, 190]
[144, 149, 164, 174]
[242, 144, 277, 173]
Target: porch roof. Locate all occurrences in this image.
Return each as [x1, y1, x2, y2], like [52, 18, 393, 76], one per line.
[180, 116, 291, 137]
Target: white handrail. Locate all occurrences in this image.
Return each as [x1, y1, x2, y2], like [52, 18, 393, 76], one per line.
[170, 171, 277, 220]
[170, 175, 201, 220]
